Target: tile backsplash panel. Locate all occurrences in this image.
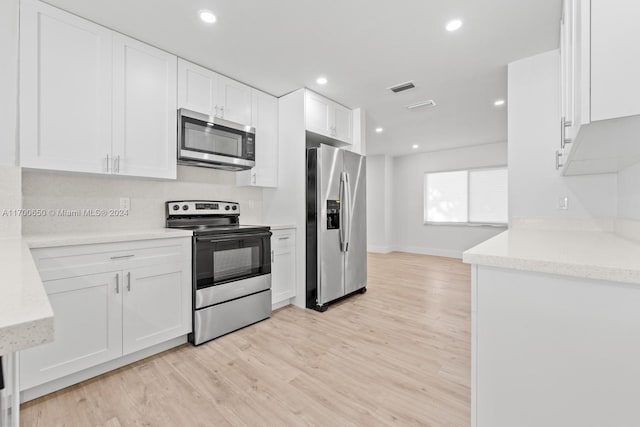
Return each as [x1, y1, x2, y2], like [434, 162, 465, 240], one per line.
[22, 166, 263, 234]
[0, 166, 21, 237]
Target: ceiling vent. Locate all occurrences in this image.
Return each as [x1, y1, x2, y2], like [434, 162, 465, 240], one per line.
[406, 100, 437, 110]
[388, 80, 416, 93]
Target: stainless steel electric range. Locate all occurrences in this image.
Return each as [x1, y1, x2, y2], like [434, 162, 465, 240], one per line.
[166, 200, 272, 345]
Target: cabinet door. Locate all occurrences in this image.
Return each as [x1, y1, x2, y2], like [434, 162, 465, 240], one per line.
[305, 91, 332, 137]
[217, 75, 252, 125]
[177, 59, 218, 116]
[19, 0, 112, 174]
[237, 89, 279, 187]
[122, 263, 191, 355]
[591, 0, 640, 121]
[271, 230, 296, 305]
[112, 34, 177, 179]
[20, 271, 123, 390]
[333, 104, 353, 144]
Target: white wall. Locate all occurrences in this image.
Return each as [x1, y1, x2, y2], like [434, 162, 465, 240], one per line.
[618, 162, 640, 220]
[366, 155, 393, 253]
[22, 166, 264, 234]
[508, 50, 618, 221]
[0, 0, 21, 237]
[392, 142, 508, 258]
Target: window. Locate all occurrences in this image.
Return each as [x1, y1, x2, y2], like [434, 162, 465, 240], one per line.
[424, 167, 508, 225]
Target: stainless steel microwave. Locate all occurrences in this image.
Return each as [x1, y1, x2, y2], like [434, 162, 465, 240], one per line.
[177, 108, 256, 171]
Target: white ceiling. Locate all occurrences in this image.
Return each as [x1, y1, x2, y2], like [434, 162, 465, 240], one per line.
[44, 0, 561, 157]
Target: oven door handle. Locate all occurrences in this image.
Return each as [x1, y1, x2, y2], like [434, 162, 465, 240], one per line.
[195, 231, 272, 243]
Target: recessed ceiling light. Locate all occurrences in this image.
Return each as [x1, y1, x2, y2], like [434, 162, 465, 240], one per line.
[199, 10, 217, 24]
[375, 127, 384, 133]
[494, 99, 506, 106]
[316, 77, 328, 85]
[446, 19, 463, 32]
[412, 144, 419, 149]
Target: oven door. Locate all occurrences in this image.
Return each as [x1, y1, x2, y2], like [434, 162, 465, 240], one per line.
[178, 109, 255, 170]
[194, 231, 271, 291]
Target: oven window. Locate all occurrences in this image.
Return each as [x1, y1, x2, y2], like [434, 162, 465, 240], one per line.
[183, 119, 243, 157]
[214, 246, 260, 281]
[195, 233, 271, 288]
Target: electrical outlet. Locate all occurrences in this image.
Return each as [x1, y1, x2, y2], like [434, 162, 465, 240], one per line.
[120, 197, 130, 211]
[558, 196, 569, 210]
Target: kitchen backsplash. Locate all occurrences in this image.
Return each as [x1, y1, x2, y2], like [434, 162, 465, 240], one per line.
[0, 166, 22, 237]
[22, 166, 263, 234]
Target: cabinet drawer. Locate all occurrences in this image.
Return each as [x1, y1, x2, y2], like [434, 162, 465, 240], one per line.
[272, 230, 295, 250]
[31, 238, 191, 281]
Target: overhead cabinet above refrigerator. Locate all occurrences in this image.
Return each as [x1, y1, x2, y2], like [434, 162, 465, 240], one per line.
[306, 144, 367, 311]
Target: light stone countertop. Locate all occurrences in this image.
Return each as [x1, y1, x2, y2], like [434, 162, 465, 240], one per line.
[463, 229, 640, 285]
[24, 228, 194, 248]
[0, 238, 54, 355]
[1, 229, 194, 355]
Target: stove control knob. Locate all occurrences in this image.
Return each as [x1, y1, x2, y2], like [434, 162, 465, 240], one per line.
[182, 205, 189, 211]
[225, 205, 231, 211]
[172, 205, 179, 211]
[232, 205, 237, 211]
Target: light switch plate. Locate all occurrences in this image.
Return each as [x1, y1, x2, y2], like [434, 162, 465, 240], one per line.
[120, 197, 130, 211]
[558, 196, 569, 210]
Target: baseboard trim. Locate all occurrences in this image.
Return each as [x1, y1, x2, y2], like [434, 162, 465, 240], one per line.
[20, 335, 188, 403]
[272, 298, 294, 311]
[391, 246, 463, 259]
[367, 245, 392, 254]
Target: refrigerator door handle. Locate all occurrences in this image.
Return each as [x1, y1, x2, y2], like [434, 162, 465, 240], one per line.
[339, 171, 347, 252]
[345, 172, 351, 252]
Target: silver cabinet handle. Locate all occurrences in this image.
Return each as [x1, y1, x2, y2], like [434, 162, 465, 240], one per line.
[278, 236, 290, 240]
[220, 106, 225, 118]
[115, 273, 120, 294]
[271, 249, 274, 263]
[106, 154, 111, 173]
[115, 155, 121, 173]
[110, 254, 135, 260]
[126, 272, 131, 292]
[560, 117, 572, 149]
[214, 105, 219, 117]
[556, 150, 564, 170]
[252, 172, 256, 185]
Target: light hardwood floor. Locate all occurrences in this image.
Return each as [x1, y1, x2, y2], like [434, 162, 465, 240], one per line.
[21, 252, 471, 426]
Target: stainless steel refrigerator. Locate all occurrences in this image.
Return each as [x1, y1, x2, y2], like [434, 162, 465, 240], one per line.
[306, 144, 367, 311]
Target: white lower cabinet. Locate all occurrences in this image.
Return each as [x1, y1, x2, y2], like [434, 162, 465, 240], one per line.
[270, 228, 296, 306]
[122, 263, 190, 355]
[19, 271, 123, 390]
[20, 238, 191, 393]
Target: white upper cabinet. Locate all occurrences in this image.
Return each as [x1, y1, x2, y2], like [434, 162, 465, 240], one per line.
[217, 75, 253, 125]
[305, 91, 332, 136]
[559, 0, 640, 175]
[20, 0, 113, 174]
[590, 0, 640, 121]
[237, 89, 279, 188]
[112, 34, 177, 179]
[178, 59, 252, 125]
[305, 90, 353, 144]
[177, 59, 217, 116]
[19, 0, 177, 179]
